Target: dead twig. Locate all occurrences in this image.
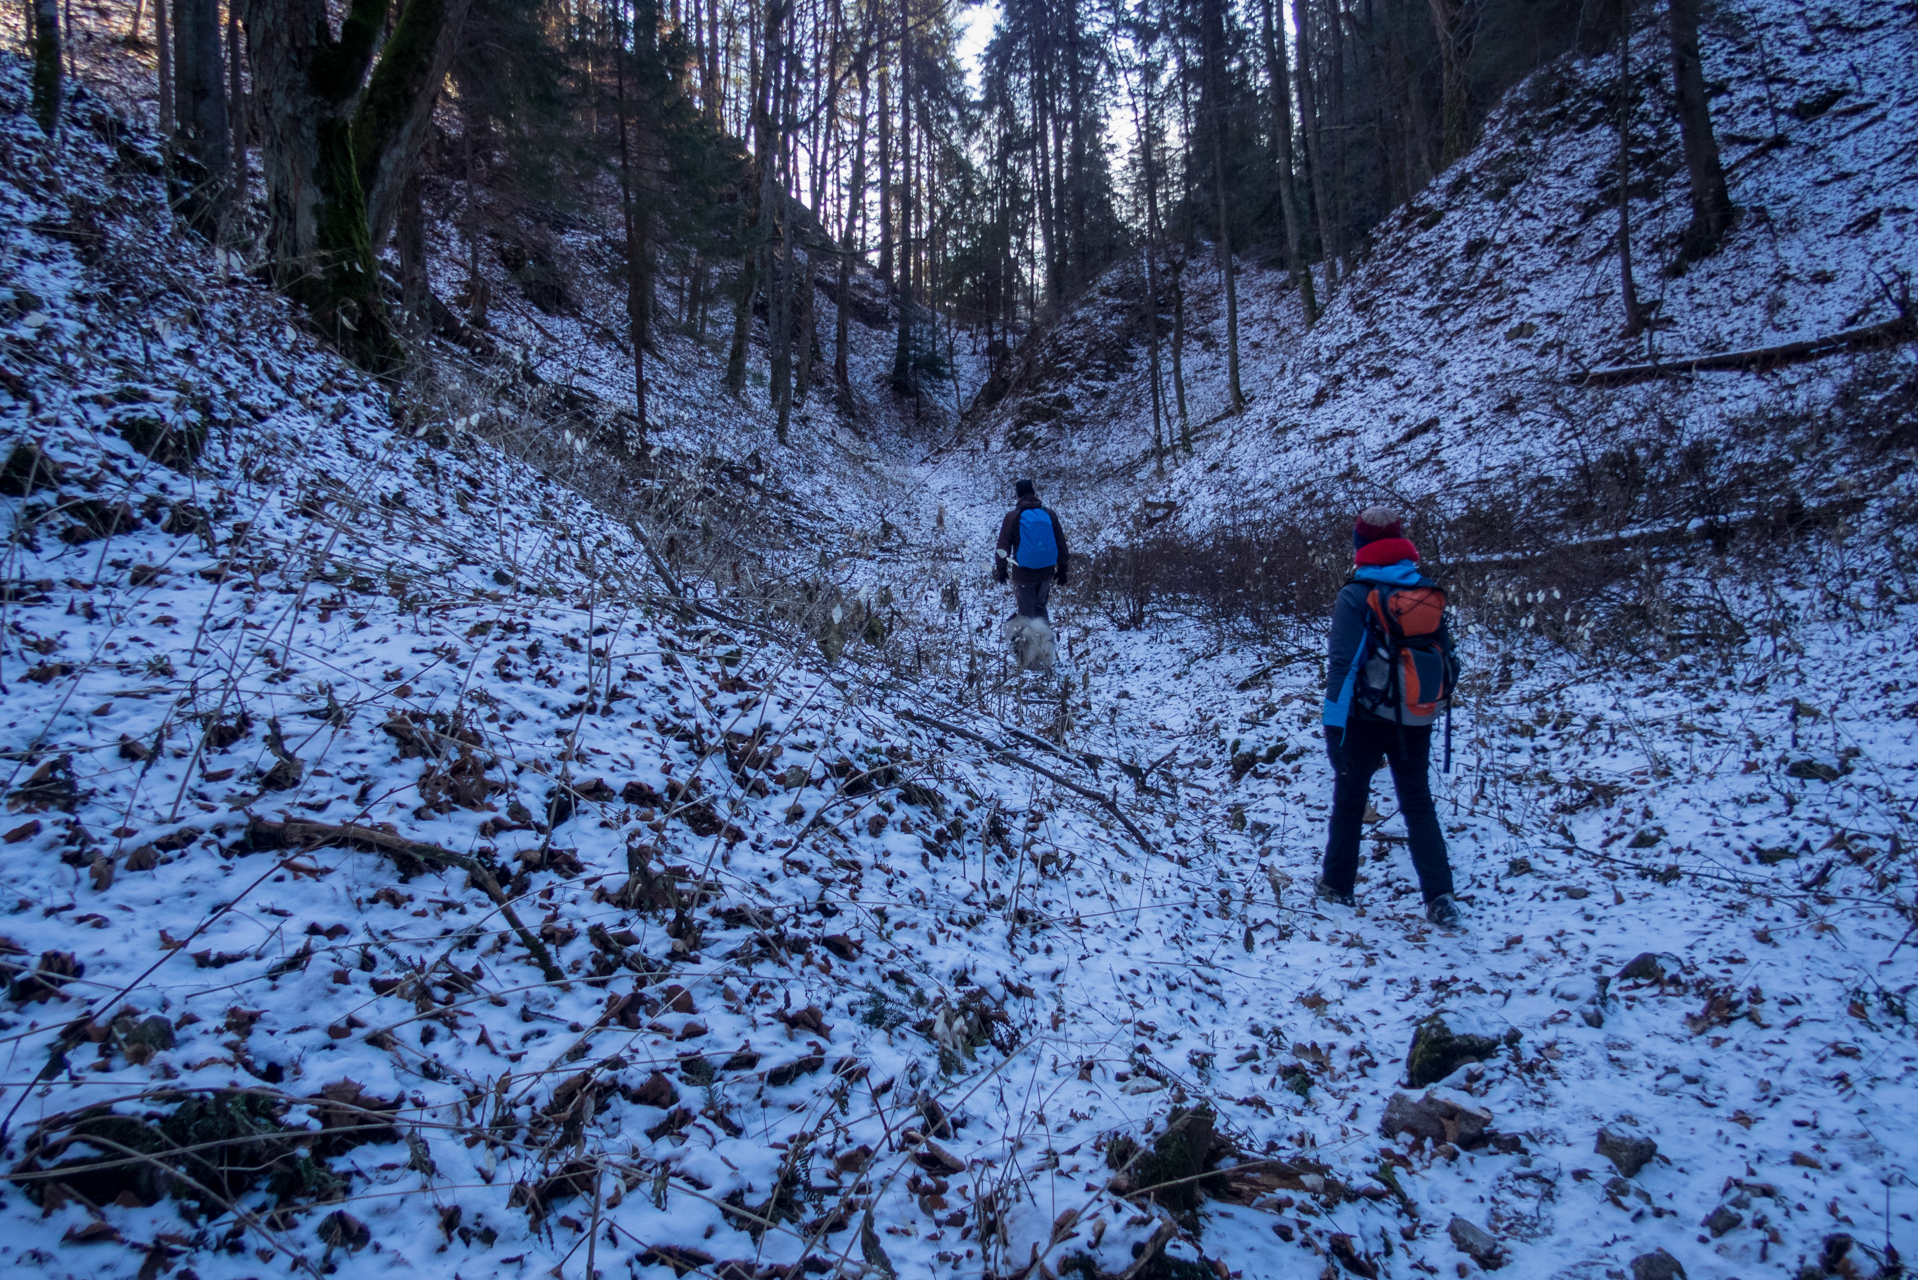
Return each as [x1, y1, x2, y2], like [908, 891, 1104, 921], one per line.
[898, 709, 1162, 859]
[245, 819, 565, 983]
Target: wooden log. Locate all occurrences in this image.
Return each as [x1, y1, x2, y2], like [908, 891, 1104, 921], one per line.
[1576, 314, 1915, 387]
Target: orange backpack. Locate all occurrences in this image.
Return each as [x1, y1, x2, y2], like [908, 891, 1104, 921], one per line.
[1355, 582, 1456, 726]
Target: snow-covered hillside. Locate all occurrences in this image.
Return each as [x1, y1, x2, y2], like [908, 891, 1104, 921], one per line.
[972, 0, 1916, 536]
[3, 10, 1917, 1280]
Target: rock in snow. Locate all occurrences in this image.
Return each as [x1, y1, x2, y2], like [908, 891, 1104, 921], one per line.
[1447, 1215, 1505, 1270]
[1379, 1090, 1493, 1146]
[1629, 1247, 1687, 1280]
[1596, 1124, 1660, 1178]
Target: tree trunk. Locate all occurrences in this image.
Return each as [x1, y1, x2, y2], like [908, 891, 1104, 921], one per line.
[1139, 90, 1166, 477]
[355, 0, 470, 258]
[795, 245, 814, 405]
[31, 0, 61, 136]
[1669, 0, 1731, 260]
[397, 168, 425, 333]
[727, 0, 777, 396]
[156, 0, 173, 138]
[228, 13, 247, 243]
[1203, 0, 1243, 413]
[875, 59, 892, 296]
[891, 0, 914, 395]
[1064, 0, 1088, 285]
[1294, 0, 1338, 293]
[618, 16, 651, 439]
[239, 0, 469, 368]
[1324, 0, 1349, 276]
[707, 0, 722, 121]
[1031, 33, 1059, 313]
[1170, 254, 1189, 453]
[173, 0, 230, 232]
[772, 13, 795, 441]
[461, 104, 487, 328]
[1428, 0, 1473, 166]
[1261, 0, 1316, 326]
[1616, 0, 1645, 338]
[834, 38, 870, 396]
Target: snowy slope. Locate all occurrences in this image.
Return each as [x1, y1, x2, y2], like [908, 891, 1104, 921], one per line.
[4, 22, 1918, 1280]
[971, 0, 1918, 540]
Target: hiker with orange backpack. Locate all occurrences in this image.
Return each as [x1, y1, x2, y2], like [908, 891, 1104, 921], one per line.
[1317, 507, 1463, 927]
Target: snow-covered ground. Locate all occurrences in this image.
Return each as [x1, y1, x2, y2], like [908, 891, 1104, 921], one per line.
[3, 2, 1917, 1277]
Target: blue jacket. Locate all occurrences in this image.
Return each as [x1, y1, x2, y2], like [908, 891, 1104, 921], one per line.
[1323, 560, 1426, 729]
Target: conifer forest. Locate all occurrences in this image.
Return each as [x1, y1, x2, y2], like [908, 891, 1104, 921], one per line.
[0, 0, 1915, 1275]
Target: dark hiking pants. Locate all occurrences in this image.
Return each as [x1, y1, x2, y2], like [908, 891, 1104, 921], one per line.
[1013, 576, 1053, 621]
[1322, 718, 1454, 905]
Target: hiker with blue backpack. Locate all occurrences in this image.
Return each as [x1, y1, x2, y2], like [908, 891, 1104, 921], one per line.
[1318, 506, 1464, 928]
[993, 478, 1069, 620]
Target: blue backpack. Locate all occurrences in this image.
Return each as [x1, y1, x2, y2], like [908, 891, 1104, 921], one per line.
[1015, 509, 1057, 568]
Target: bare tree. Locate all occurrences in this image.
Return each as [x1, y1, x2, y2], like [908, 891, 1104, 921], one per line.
[1669, 0, 1731, 261]
[1294, 0, 1338, 294]
[1614, 0, 1645, 337]
[156, 0, 172, 137]
[835, 3, 873, 397]
[1202, 0, 1243, 412]
[30, 0, 61, 135]
[174, 0, 230, 232]
[1426, 0, 1475, 166]
[1260, 0, 1316, 326]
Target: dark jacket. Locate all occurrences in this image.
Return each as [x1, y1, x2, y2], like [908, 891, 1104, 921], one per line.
[995, 495, 1069, 586]
[1323, 560, 1428, 729]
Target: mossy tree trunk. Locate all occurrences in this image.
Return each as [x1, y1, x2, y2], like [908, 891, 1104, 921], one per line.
[238, 0, 470, 371]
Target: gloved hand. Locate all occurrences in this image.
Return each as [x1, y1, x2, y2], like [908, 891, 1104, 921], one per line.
[993, 565, 1009, 585]
[1055, 571, 1068, 588]
[1324, 726, 1346, 777]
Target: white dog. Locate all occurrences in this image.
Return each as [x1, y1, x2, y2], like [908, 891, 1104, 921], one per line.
[1002, 614, 1058, 673]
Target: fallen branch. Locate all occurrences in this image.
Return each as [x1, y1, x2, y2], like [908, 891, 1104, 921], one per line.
[1575, 314, 1916, 387]
[245, 819, 565, 983]
[897, 709, 1163, 859]
[627, 519, 686, 598]
[993, 719, 1104, 774]
[625, 520, 776, 638]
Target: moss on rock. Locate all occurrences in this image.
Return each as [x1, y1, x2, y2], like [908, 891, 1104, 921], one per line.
[1405, 1012, 1519, 1087]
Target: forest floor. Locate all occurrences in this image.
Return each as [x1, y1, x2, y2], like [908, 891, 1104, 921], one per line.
[3, 14, 1918, 1280]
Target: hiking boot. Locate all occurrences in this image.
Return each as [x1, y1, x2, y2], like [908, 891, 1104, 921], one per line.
[1426, 893, 1462, 928]
[1315, 878, 1355, 908]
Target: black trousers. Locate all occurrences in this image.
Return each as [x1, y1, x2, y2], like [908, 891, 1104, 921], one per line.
[1321, 718, 1454, 905]
[1013, 575, 1053, 621]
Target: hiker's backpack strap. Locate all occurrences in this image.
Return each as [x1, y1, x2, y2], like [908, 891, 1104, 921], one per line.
[1366, 586, 1394, 639]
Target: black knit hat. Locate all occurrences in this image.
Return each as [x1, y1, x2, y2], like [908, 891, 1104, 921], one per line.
[1014, 478, 1037, 497]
